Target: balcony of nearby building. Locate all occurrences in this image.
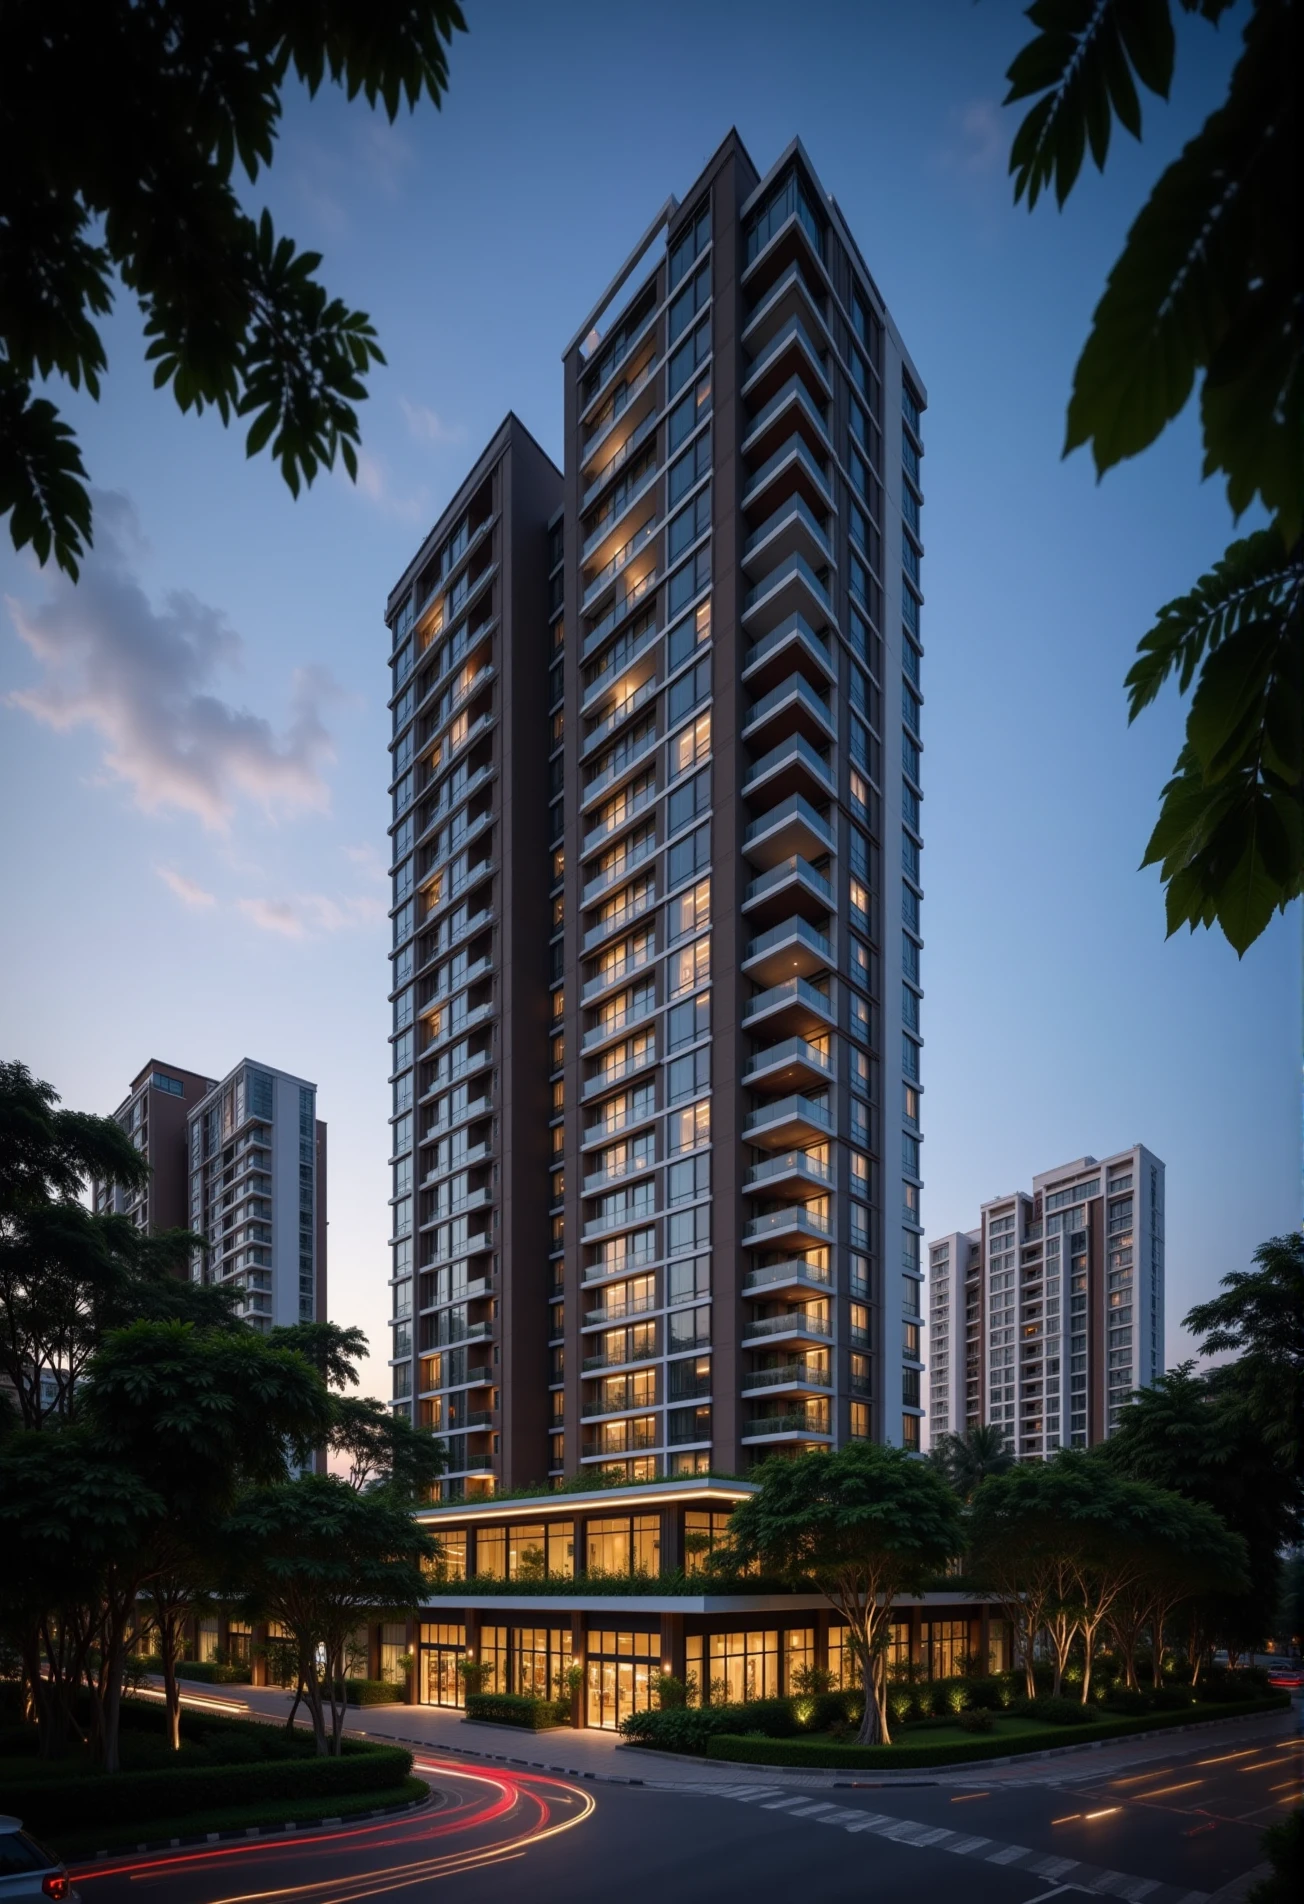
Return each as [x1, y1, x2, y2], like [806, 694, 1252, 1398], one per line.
[743, 1034, 833, 1092]
[742, 610, 834, 697]
[740, 1408, 833, 1446]
[742, 731, 835, 806]
[743, 1148, 831, 1197]
[743, 1091, 832, 1149]
[742, 853, 833, 929]
[741, 673, 834, 755]
[742, 791, 834, 871]
[740, 1361, 833, 1399]
[742, 1257, 833, 1298]
[742, 975, 836, 1040]
[741, 1203, 832, 1250]
[741, 916, 833, 987]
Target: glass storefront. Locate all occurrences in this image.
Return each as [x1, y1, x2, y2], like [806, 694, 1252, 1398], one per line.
[586, 1629, 658, 1729]
[419, 1622, 467, 1707]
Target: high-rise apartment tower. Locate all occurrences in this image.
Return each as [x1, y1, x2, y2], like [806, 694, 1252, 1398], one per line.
[93, 1060, 216, 1236]
[187, 1059, 327, 1332]
[927, 1145, 1165, 1456]
[386, 132, 927, 1496]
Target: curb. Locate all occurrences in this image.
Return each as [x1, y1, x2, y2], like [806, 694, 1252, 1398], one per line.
[394, 1733, 644, 1786]
[617, 1703, 1292, 1781]
[80, 1789, 433, 1863]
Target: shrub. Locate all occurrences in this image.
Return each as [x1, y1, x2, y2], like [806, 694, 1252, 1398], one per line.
[341, 1679, 402, 1707]
[465, 1692, 567, 1730]
[4, 1740, 412, 1835]
[1103, 1689, 1154, 1716]
[176, 1659, 252, 1685]
[1012, 1695, 1097, 1726]
[963, 1678, 1005, 1711]
[958, 1707, 994, 1733]
[1247, 1803, 1302, 1904]
[1152, 1685, 1196, 1711]
[619, 1697, 796, 1753]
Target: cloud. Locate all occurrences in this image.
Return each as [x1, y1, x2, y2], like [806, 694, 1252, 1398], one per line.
[400, 398, 466, 447]
[239, 891, 386, 940]
[156, 866, 217, 909]
[933, 98, 1007, 183]
[343, 842, 387, 881]
[351, 450, 430, 524]
[5, 493, 336, 832]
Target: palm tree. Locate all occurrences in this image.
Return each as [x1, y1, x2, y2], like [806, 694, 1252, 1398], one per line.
[930, 1426, 1014, 1501]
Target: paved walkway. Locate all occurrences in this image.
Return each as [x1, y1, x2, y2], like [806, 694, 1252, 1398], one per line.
[161, 1675, 1298, 1795]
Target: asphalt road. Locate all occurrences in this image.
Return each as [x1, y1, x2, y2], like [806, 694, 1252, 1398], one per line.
[73, 1720, 1302, 1904]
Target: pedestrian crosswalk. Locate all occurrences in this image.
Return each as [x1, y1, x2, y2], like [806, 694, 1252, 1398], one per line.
[644, 1780, 1211, 1904]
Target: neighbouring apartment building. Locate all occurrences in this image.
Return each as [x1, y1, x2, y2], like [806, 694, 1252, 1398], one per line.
[93, 1060, 216, 1236]
[186, 1060, 327, 1332]
[927, 1145, 1165, 1457]
[385, 130, 928, 1496]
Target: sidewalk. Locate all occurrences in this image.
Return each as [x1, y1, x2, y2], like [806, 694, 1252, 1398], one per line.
[160, 1676, 1299, 1794]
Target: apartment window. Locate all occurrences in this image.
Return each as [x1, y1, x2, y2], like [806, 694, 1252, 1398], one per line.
[669, 1301, 711, 1351]
[668, 598, 711, 672]
[668, 431, 711, 508]
[669, 935, 710, 998]
[849, 875, 869, 926]
[668, 1100, 710, 1154]
[668, 769, 710, 839]
[667, 1046, 710, 1105]
[902, 381, 923, 437]
[668, 260, 711, 343]
[669, 200, 711, 288]
[667, 1153, 710, 1207]
[669, 316, 711, 398]
[669, 877, 710, 945]
[672, 713, 711, 776]
[668, 821, 710, 891]
[668, 371, 712, 452]
[668, 485, 711, 564]
[667, 993, 710, 1051]
[849, 1401, 870, 1440]
[668, 548, 711, 621]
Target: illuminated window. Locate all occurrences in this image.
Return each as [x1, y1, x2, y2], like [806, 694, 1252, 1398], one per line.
[669, 935, 710, 997]
[672, 712, 712, 776]
[849, 1401, 870, 1439]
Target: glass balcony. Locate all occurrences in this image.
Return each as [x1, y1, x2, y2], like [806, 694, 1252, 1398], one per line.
[741, 494, 832, 578]
[743, 791, 834, 869]
[583, 568, 660, 661]
[582, 720, 659, 806]
[581, 674, 659, 761]
[743, 612, 833, 690]
[741, 1362, 832, 1394]
[584, 1288, 658, 1329]
[582, 1340, 658, 1373]
[743, 1091, 833, 1145]
[742, 731, 835, 805]
[581, 999, 657, 1057]
[581, 457, 660, 563]
[743, 1035, 833, 1091]
[742, 676, 834, 754]
[743, 312, 830, 399]
[741, 1409, 833, 1442]
[744, 853, 832, 910]
[582, 882, 656, 956]
[744, 1148, 831, 1191]
[582, 832, 657, 905]
[741, 916, 832, 985]
[582, 515, 660, 613]
[742, 1205, 831, 1245]
[741, 373, 830, 461]
[742, 1310, 833, 1344]
[582, 355, 661, 466]
[742, 1258, 832, 1294]
[742, 975, 835, 1035]
[582, 409, 660, 511]
[582, 779, 659, 857]
[743, 549, 831, 621]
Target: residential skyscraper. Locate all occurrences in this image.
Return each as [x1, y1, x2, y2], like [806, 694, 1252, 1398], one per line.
[384, 416, 563, 1487]
[186, 1060, 327, 1332]
[93, 1060, 216, 1238]
[386, 132, 926, 1495]
[927, 1145, 1165, 1457]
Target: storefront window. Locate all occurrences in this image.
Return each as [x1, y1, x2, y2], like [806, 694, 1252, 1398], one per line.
[585, 1514, 660, 1576]
[927, 1620, 969, 1679]
[513, 1627, 573, 1699]
[586, 1629, 658, 1729]
[784, 1628, 814, 1689]
[479, 1624, 508, 1693]
[197, 1619, 219, 1663]
[683, 1509, 733, 1575]
[429, 1527, 467, 1582]
[508, 1524, 547, 1580]
[475, 1526, 507, 1578]
[420, 1622, 466, 1707]
[547, 1521, 575, 1578]
[380, 1621, 408, 1686]
[700, 1629, 779, 1704]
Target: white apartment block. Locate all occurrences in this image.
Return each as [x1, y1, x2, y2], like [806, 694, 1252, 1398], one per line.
[928, 1145, 1164, 1457]
[187, 1060, 327, 1332]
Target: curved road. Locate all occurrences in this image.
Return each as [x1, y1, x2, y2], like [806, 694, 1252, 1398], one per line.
[75, 1759, 595, 1902]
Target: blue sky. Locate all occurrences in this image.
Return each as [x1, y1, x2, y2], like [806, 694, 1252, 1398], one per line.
[1, 1, 1296, 1403]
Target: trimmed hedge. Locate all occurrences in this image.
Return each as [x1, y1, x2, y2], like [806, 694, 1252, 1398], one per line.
[175, 1660, 252, 1685]
[344, 1678, 406, 1707]
[619, 1698, 797, 1753]
[698, 1694, 1291, 1769]
[2, 1738, 413, 1834]
[465, 1692, 568, 1730]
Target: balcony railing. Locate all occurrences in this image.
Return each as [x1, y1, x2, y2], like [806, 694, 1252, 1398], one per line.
[583, 724, 659, 805]
[582, 1340, 658, 1373]
[743, 1362, 832, 1391]
[742, 493, 832, 567]
[742, 373, 830, 454]
[581, 675, 659, 760]
[744, 549, 831, 618]
[744, 311, 830, 394]
[744, 916, 832, 967]
[582, 354, 660, 462]
[745, 854, 832, 908]
[743, 732, 834, 799]
[582, 834, 657, 905]
[583, 568, 660, 658]
[743, 1257, 832, 1293]
[745, 1148, 831, 1189]
[584, 1289, 658, 1328]
[581, 619, 661, 716]
[743, 1093, 833, 1143]
[582, 780, 658, 858]
[744, 611, 833, 682]
[582, 409, 660, 510]
[743, 975, 834, 1029]
[581, 458, 660, 563]
[742, 1410, 832, 1438]
[743, 673, 833, 741]
[582, 516, 659, 611]
[744, 1035, 831, 1084]
[581, 936, 656, 1004]
[582, 882, 656, 955]
[743, 1205, 831, 1241]
[742, 432, 833, 514]
[744, 791, 835, 857]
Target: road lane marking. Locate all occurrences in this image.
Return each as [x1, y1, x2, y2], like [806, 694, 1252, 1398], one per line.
[1134, 1782, 1202, 1799]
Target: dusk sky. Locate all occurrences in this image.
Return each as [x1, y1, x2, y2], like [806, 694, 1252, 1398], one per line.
[1, 2, 1295, 1406]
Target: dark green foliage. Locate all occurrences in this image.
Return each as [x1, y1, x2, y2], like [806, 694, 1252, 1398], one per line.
[1248, 1804, 1303, 1904]
[4, 1737, 412, 1834]
[619, 1698, 797, 1752]
[269, 1321, 369, 1394]
[958, 1707, 995, 1732]
[1004, 0, 1302, 952]
[1184, 1233, 1304, 1473]
[173, 1659, 253, 1685]
[927, 1425, 1014, 1501]
[343, 1678, 404, 1707]
[0, 1, 467, 577]
[465, 1692, 568, 1730]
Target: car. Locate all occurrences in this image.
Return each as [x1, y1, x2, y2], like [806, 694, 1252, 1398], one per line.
[1267, 1668, 1304, 1689]
[0, 1817, 78, 1901]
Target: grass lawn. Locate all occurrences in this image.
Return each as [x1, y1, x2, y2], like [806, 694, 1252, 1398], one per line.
[50, 1776, 431, 1859]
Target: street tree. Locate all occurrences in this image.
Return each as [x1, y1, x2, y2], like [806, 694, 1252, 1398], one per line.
[224, 1474, 435, 1755]
[330, 1392, 445, 1500]
[0, 1060, 238, 1428]
[80, 1319, 334, 1764]
[1003, 0, 1302, 954]
[1184, 1232, 1304, 1473]
[1, 1, 467, 579]
[723, 1445, 962, 1745]
[928, 1424, 1014, 1501]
